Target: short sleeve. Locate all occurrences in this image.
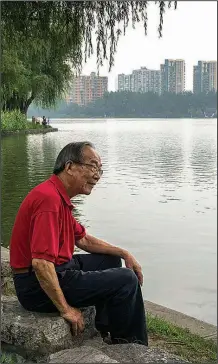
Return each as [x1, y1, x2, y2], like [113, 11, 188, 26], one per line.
[73, 218, 86, 241]
[30, 211, 60, 263]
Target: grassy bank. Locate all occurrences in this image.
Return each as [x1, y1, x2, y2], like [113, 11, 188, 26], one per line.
[147, 313, 217, 363]
[1, 353, 18, 364]
[1, 312, 217, 363]
[2, 110, 45, 131]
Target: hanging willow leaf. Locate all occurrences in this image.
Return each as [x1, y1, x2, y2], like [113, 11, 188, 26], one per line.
[1, 1, 177, 113]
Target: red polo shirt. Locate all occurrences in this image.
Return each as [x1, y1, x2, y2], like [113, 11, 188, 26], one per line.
[10, 175, 86, 268]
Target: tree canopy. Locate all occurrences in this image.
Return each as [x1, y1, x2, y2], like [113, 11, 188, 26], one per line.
[1, 1, 177, 114]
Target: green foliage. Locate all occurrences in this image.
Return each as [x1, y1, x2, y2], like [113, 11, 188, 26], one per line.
[83, 91, 217, 118]
[2, 110, 28, 131]
[147, 313, 217, 362]
[1, 110, 46, 131]
[1, 12, 77, 113]
[1, 1, 177, 113]
[28, 91, 217, 119]
[2, 1, 177, 70]
[0, 353, 16, 364]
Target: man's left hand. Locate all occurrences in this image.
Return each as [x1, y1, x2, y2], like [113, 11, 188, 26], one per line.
[123, 253, 143, 286]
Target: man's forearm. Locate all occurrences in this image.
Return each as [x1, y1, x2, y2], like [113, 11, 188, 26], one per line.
[76, 234, 129, 258]
[32, 258, 69, 314]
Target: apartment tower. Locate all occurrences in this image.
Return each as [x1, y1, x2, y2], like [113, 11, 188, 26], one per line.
[193, 61, 217, 93]
[161, 59, 185, 94]
[66, 72, 108, 106]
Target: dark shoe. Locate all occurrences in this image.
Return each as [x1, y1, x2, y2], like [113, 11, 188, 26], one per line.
[101, 331, 112, 345]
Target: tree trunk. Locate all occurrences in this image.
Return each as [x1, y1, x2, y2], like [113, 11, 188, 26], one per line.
[3, 93, 35, 115]
[20, 95, 35, 115]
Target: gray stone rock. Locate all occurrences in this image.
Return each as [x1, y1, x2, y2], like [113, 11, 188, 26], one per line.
[1, 295, 96, 360]
[1, 246, 10, 259]
[2, 276, 16, 296]
[14, 354, 26, 363]
[101, 344, 189, 363]
[1, 247, 12, 279]
[78, 339, 189, 363]
[48, 346, 118, 363]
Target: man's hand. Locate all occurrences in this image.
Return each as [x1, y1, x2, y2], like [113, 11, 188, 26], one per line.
[76, 234, 144, 285]
[61, 306, 85, 336]
[123, 253, 143, 286]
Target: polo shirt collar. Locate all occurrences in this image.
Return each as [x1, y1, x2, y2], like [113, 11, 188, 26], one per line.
[49, 174, 74, 209]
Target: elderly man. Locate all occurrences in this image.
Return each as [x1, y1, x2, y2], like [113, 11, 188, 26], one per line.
[10, 141, 148, 345]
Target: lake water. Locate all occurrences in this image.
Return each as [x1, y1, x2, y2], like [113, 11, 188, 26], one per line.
[1, 118, 217, 325]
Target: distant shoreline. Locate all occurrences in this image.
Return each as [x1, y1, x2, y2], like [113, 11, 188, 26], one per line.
[1, 127, 58, 137]
[36, 117, 217, 121]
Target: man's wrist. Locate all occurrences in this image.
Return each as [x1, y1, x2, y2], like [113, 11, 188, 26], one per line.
[119, 249, 130, 260]
[60, 304, 71, 315]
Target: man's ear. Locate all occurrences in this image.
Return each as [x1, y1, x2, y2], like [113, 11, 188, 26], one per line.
[65, 161, 74, 176]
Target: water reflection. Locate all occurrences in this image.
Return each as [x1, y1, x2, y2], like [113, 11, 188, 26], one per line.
[26, 134, 57, 186]
[190, 137, 217, 189]
[153, 136, 184, 186]
[102, 126, 184, 198]
[2, 135, 28, 247]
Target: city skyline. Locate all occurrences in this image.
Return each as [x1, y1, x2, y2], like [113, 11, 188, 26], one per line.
[81, 1, 217, 92]
[69, 59, 217, 97]
[65, 58, 216, 106]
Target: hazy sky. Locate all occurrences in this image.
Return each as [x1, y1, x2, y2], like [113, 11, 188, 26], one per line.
[82, 1, 217, 91]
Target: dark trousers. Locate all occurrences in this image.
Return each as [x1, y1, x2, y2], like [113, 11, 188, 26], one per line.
[13, 254, 148, 345]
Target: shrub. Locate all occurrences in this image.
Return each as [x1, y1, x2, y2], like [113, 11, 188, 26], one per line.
[2, 110, 28, 131]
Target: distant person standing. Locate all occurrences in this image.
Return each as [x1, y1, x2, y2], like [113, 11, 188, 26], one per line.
[47, 118, 50, 125]
[42, 116, 47, 126]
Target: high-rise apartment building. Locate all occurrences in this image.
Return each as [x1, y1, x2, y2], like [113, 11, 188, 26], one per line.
[131, 69, 143, 92]
[140, 68, 161, 94]
[160, 59, 185, 94]
[66, 72, 108, 106]
[117, 67, 161, 94]
[193, 61, 217, 94]
[117, 74, 132, 91]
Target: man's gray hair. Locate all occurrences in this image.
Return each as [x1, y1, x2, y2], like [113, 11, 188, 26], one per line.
[53, 141, 95, 175]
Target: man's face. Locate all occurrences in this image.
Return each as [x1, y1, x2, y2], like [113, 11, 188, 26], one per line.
[67, 146, 102, 195]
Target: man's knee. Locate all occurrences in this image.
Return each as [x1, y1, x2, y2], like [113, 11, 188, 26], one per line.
[112, 268, 138, 300]
[117, 267, 138, 288]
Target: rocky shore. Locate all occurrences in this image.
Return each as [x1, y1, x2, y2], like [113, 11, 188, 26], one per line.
[1, 247, 216, 363]
[1, 295, 188, 363]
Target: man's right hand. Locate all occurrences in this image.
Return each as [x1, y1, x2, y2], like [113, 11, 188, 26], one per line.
[61, 306, 85, 336]
[32, 259, 85, 336]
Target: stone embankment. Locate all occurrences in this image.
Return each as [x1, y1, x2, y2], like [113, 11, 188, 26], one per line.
[1, 247, 216, 363]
